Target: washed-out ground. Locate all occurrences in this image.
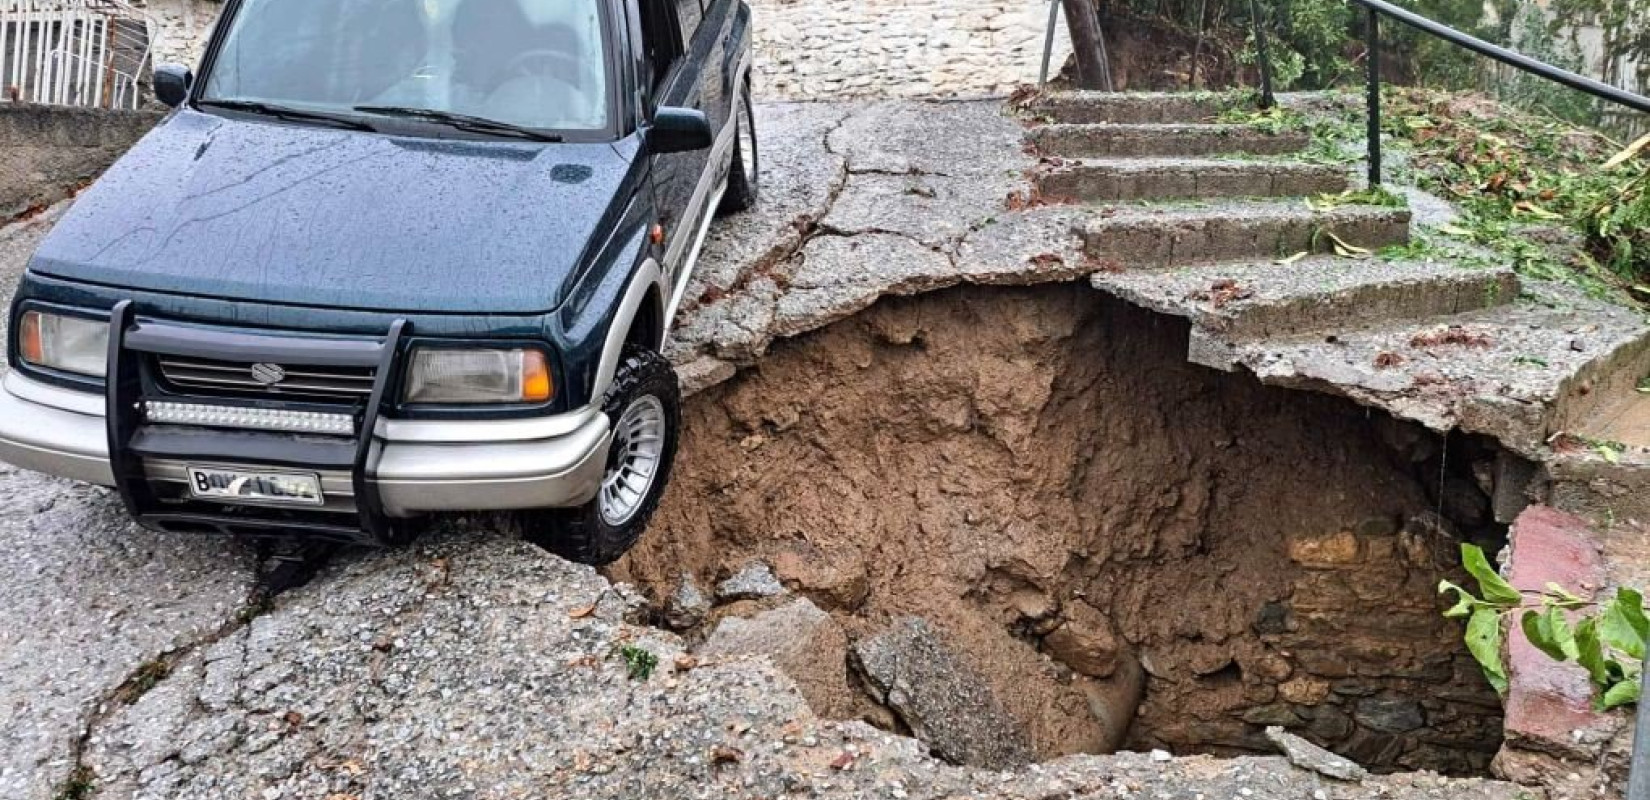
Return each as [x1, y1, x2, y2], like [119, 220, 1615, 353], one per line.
[0, 96, 1639, 799]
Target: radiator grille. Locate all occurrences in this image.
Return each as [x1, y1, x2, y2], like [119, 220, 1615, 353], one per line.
[155, 356, 375, 401]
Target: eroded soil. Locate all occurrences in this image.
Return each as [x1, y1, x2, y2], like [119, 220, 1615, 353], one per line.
[616, 282, 1506, 775]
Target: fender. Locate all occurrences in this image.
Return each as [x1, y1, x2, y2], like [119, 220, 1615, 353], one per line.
[591, 257, 667, 402]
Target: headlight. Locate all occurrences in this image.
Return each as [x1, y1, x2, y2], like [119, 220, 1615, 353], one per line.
[404, 348, 553, 404]
[18, 310, 108, 377]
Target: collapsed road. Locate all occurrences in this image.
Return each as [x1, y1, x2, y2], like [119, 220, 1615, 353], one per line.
[0, 95, 1644, 799]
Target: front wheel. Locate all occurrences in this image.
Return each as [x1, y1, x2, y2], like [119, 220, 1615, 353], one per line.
[717, 81, 759, 215]
[522, 347, 681, 566]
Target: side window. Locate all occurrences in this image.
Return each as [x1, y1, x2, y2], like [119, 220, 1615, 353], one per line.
[637, 0, 683, 91]
[675, 0, 703, 44]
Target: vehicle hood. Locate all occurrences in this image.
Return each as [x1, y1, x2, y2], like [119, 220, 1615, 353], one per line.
[28, 110, 637, 314]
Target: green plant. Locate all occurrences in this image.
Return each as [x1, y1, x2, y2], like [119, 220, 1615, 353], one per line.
[1383, 89, 1650, 298]
[53, 766, 95, 800]
[1215, 104, 1306, 135]
[619, 644, 658, 681]
[1441, 543, 1645, 708]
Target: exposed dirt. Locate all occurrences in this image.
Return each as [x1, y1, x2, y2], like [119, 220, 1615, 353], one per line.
[613, 283, 1506, 775]
[1050, 11, 1251, 91]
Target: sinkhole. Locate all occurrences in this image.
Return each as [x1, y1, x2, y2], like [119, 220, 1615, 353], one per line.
[613, 282, 1511, 776]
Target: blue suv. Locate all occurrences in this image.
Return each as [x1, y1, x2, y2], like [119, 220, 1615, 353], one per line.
[0, 0, 758, 564]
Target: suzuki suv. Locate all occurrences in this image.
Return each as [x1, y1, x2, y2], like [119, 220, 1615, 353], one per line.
[0, 0, 758, 564]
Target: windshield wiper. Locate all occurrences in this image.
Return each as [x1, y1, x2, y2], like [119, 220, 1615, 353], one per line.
[352, 105, 564, 142]
[197, 99, 375, 131]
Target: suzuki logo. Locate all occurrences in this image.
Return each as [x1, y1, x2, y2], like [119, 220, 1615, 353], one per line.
[249, 363, 287, 386]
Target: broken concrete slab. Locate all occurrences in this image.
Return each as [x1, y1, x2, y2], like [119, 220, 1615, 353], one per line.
[1037, 158, 1348, 203]
[1091, 256, 1520, 340]
[696, 597, 855, 718]
[716, 561, 785, 601]
[772, 233, 958, 338]
[1028, 123, 1312, 158]
[681, 102, 857, 317]
[852, 617, 1036, 770]
[1077, 200, 1412, 268]
[822, 170, 1019, 248]
[1266, 726, 1370, 782]
[1199, 282, 1650, 456]
[827, 99, 1030, 178]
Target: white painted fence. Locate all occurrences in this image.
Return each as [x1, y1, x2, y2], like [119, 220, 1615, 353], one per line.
[0, 0, 154, 108]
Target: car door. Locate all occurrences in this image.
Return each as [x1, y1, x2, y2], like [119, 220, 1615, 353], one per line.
[637, 0, 720, 293]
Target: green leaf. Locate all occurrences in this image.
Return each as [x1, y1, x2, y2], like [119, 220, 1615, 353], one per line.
[1461, 544, 1522, 606]
[1467, 606, 1509, 695]
[1600, 591, 1648, 661]
[1521, 607, 1579, 661]
[1576, 618, 1611, 685]
[1601, 677, 1640, 709]
[1617, 588, 1649, 641]
[1440, 580, 1480, 618]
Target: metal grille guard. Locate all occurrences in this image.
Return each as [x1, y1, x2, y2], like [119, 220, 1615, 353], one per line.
[103, 301, 410, 546]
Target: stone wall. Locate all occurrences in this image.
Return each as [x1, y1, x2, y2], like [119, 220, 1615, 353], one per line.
[134, 0, 220, 69]
[748, 0, 1069, 99]
[136, 0, 1064, 99]
[0, 104, 162, 219]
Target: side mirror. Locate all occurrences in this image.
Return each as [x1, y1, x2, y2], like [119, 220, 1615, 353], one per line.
[154, 64, 192, 108]
[648, 106, 714, 154]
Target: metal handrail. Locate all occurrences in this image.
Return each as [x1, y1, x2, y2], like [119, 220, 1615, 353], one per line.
[1351, 0, 1650, 185]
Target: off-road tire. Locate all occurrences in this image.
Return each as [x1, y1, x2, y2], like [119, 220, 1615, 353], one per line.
[524, 347, 681, 566]
[717, 82, 759, 215]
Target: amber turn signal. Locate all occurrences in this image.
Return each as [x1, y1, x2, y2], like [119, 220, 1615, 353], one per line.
[18, 310, 44, 365]
[522, 350, 553, 403]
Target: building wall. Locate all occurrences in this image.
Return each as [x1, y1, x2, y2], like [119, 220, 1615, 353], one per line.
[137, 0, 1066, 99]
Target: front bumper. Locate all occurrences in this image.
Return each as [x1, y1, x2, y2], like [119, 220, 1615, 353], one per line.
[0, 369, 611, 520]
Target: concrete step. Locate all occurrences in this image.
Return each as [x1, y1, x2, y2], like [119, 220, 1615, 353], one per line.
[1584, 395, 1650, 449]
[1189, 287, 1650, 456]
[1077, 201, 1412, 268]
[1027, 91, 1234, 124]
[1090, 257, 1520, 340]
[1557, 328, 1650, 451]
[1036, 158, 1347, 203]
[1027, 123, 1311, 158]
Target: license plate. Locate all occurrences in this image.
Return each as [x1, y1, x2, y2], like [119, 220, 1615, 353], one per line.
[187, 466, 324, 506]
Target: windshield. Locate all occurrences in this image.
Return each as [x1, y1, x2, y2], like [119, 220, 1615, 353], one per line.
[201, 0, 611, 132]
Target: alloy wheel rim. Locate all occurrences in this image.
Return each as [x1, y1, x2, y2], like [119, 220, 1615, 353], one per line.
[738, 100, 757, 183]
[598, 395, 667, 526]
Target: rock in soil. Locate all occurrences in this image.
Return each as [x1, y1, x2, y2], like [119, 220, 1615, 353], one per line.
[696, 597, 855, 718]
[664, 571, 711, 629]
[852, 616, 1036, 769]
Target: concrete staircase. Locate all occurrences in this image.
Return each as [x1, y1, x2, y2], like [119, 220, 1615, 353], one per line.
[1022, 90, 1650, 523]
[1023, 90, 1519, 365]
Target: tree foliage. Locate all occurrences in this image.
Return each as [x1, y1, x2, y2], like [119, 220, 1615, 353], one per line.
[1442, 543, 1645, 710]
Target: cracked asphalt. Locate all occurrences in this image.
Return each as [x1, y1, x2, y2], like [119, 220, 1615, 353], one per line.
[0, 100, 1546, 799]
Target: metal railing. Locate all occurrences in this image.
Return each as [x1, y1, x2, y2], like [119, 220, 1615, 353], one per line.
[1348, 0, 1650, 187]
[0, 0, 154, 109]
